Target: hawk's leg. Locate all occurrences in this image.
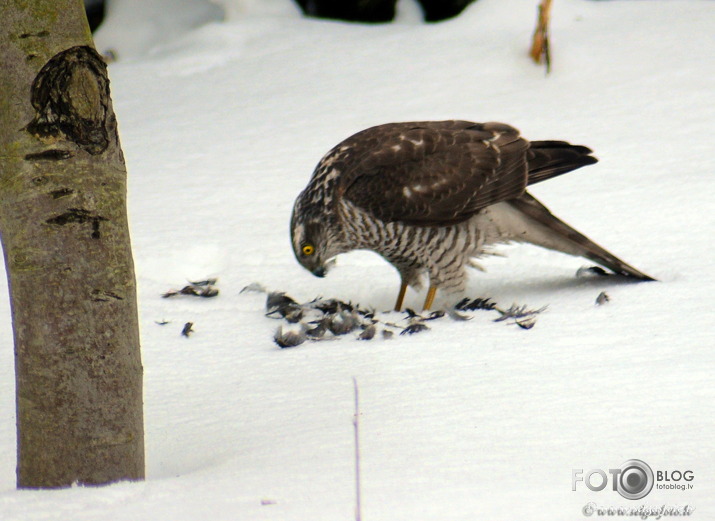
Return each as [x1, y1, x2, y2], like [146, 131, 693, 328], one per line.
[423, 286, 437, 311]
[394, 283, 408, 312]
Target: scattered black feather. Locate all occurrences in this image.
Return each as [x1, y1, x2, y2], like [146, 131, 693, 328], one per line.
[305, 318, 329, 339]
[189, 278, 217, 286]
[515, 317, 537, 330]
[404, 308, 421, 319]
[266, 292, 297, 313]
[328, 310, 361, 335]
[248, 286, 545, 348]
[456, 297, 497, 311]
[274, 326, 306, 348]
[311, 298, 355, 314]
[455, 297, 470, 309]
[163, 281, 219, 298]
[401, 322, 430, 335]
[453, 297, 546, 328]
[403, 309, 444, 321]
[595, 291, 610, 305]
[358, 324, 376, 340]
[181, 322, 194, 337]
[265, 292, 304, 322]
[493, 304, 548, 323]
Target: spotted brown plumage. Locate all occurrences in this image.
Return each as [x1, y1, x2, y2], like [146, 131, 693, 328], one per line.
[290, 121, 654, 311]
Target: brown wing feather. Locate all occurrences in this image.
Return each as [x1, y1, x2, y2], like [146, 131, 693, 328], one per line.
[526, 141, 598, 185]
[341, 121, 530, 225]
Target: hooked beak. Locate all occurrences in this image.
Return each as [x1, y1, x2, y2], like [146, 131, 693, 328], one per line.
[310, 258, 335, 278]
[312, 266, 327, 278]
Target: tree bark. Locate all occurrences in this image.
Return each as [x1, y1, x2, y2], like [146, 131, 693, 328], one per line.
[0, 0, 144, 488]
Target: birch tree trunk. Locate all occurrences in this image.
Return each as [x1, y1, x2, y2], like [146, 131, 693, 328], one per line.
[0, 0, 145, 488]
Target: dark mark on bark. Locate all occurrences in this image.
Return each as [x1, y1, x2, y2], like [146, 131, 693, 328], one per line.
[19, 31, 49, 39]
[26, 46, 112, 155]
[46, 208, 108, 239]
[49, 188, 74, 199]
[24, 149, 73, 161]
[90, 289, 124, 302]
[47, 208, 94, 225]
[91, 220, 102, 239]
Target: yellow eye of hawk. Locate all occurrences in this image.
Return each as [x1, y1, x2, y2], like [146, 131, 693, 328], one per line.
[302, 244, 315, 256]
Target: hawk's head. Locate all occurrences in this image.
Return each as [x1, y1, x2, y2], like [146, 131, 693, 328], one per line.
[290, 195, 342, 278]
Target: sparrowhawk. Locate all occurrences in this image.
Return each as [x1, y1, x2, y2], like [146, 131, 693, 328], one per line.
[290, 121, 653, 311]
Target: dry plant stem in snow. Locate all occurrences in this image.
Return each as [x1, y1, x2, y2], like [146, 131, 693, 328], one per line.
[353, 377, 362, 521]
[530, 0, 553, 72]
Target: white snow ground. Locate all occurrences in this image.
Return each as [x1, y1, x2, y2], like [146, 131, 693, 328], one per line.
[1, 0, 714, 519]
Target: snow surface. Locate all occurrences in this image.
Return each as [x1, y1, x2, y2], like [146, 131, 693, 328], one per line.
[1, 0, 715, 520]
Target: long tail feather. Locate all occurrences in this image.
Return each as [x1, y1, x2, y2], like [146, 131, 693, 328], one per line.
[505, 192, 655, 280]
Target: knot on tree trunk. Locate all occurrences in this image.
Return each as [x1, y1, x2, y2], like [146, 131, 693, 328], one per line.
[26, 46, 112, 155]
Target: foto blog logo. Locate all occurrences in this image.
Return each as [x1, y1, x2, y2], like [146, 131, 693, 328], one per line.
[572, 459, 694, 500]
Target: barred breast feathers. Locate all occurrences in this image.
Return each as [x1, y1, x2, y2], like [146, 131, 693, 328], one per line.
[339, 199, 496, 292]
